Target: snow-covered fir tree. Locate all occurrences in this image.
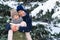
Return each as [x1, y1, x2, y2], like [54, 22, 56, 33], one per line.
[0, 0, 60, 40]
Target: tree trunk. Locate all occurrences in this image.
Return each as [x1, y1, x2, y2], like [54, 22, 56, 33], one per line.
[13, 31, 26, 40]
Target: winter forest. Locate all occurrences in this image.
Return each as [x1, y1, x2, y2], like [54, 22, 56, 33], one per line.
[0, 0, 60, 40]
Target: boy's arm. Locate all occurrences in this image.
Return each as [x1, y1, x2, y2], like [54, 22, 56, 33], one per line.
[18, 17, 32, 32]
[10, 23, 15, 29]
[10, 23, 19, 32]
[10, 21, 27, 27]
[10, 22, 27, 31]
[20, 21, 27, 27]
[10, 23, 16, 25]
[5, 23, 11, 30]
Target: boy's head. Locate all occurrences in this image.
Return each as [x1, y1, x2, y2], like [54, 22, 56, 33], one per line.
[10, 9, 18, 17]
[17, 5, 26, 17]
[10, 9, 20, 19]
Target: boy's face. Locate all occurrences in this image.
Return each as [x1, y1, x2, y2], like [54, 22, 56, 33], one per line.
[13, 15, 19, 20]
[18, 10, 26, 17]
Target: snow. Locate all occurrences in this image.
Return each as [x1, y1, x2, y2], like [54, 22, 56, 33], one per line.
[56, 23, 60, 27]
[31, 0, 58, 17]
[30, 1, 41, 7]
[0, 1, 3, 4]
[32, 21, 60, 34]
[28, 0, 60, 18]
[0, 16, 3, 18]
[42, 0, 57, 14]
[0, 0, 59, 16]
[32, 21, 48, 26]
[51, 27, 60, 34]
[31, 4, 43, 16]
[24, 5, 32, 9]
[55, 7, 60, 12]
[3, 1, 19, 9]
[52, 11, 60, 19]
[0, 1, 24, 9]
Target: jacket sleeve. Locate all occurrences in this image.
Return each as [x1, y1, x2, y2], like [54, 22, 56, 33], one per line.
[5, 23, 11, 30]
[18, 17, 32, 32]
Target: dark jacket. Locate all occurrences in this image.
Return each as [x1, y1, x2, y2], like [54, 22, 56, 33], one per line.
[17, 5, 32, 32]
[19, 10, 32, 32]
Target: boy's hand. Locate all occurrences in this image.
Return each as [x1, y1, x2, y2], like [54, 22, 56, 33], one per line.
[11, 25, 19, 32]
[20, 21, 27, 27]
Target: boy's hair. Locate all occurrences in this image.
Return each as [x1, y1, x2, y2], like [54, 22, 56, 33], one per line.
[12, 13, 19, 18]
[10, 9, 18, 18]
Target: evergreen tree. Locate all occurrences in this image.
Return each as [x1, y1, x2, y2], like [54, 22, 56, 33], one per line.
[0, 4, 11, 40]
[31, 24, 51, 40]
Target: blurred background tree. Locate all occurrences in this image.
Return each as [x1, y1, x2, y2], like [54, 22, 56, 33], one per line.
[0, 0, 60, 40]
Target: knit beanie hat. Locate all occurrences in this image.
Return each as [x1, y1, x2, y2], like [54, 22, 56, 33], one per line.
[16, 5, 25, 12]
